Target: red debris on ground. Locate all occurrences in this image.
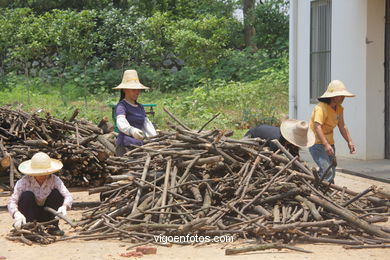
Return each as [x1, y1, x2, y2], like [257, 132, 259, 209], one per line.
[136, 246, 157, 255]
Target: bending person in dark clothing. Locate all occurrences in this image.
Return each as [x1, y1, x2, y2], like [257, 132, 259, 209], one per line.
[244, 119, 315, 157]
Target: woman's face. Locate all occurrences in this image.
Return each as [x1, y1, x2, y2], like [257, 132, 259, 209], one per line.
[124, 89, 141, 101]
[332, 96, 345, 104]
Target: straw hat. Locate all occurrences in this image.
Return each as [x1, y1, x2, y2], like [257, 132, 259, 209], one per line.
[318, 80, 355, 101]
[18, 152, 63, 176]
[280, 120, 315, 148]
[112, 70, 149, 90]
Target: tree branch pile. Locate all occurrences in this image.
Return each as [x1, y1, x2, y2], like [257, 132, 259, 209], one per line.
[67, 118, 390, 250]
[3, 106, 390, 250]
[0, 106, 118, 188]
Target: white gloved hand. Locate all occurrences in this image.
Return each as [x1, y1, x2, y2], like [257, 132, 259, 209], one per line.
[13, 211, 26, 230]
[130, 128, 145, 140]
[57, 205, 67, 216]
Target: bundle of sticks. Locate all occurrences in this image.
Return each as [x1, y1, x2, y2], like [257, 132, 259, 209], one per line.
[66, 118, 390, 250]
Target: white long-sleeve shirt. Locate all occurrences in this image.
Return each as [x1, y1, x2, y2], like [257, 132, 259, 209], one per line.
[117, 115, 157, 137]
[8, 175, 73, 217]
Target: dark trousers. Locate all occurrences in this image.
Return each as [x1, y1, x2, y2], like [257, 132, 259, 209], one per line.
[18, 189, 64, 224]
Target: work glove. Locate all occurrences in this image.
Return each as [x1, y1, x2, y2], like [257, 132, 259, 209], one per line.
[130, 127, 145, 140]
[57, 205, 67, 216]
[13, 211, 26, 230]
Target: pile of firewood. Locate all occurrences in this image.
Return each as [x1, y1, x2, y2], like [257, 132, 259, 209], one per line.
[3, 106, 390, 250]
[0, 106, 121, 188]
[65, 118, 390, 250]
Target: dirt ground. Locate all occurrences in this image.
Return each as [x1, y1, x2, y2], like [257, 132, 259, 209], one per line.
[1, 172, 389, 260]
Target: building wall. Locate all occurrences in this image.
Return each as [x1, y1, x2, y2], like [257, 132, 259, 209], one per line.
[366, 0, 385, 159]
[293, 0, 385, 159]
[331, 0, 367, 159]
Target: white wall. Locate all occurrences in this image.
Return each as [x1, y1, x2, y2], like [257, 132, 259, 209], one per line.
[366, 0, 385, 159]
[292, 0, 385, 159]
[295, 1, 311, 121]
[331, 0, 367, 159]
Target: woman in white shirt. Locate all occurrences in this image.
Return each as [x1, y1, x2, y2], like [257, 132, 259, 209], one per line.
[8, 152, 73, 236]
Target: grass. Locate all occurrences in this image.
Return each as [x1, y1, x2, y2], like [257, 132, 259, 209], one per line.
[0, 77, 288, 139]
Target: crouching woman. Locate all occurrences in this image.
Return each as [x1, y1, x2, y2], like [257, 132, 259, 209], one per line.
[8, 152, 73, 235]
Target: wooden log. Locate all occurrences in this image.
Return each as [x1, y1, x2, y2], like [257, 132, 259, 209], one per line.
[131, 154, 152, 214]
[253, 205, 272, 219]
[225, 243, 312, 255]
[295, 195, 323, 221]
[96, 135, 115, 154]
[307, 194, 390, 238]
[159, 157, 172, 223]
[163, 107, 191, 131]
[24, 140, 48, 146]
[344, 244, 390, 249]
[298, 236, 363, 245]
[43, 207, 77, 228]
[341, 186, 375, 207]
[373, 186, 390, 199]
[0, 139, 11, 169]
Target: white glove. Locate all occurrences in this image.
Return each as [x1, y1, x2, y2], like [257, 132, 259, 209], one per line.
[14, 211, 26, 230]
[57, 205, 67, 216]
[130, 128, 145, 140]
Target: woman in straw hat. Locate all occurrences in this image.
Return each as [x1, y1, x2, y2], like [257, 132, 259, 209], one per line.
[244, 119, 315, 158]
[309, 80, 356, 183]
[8, 152, 73, 235]
[113, 70, 157, 156]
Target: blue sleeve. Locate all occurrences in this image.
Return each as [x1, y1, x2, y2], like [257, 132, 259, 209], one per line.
[116, 102, 126, 116]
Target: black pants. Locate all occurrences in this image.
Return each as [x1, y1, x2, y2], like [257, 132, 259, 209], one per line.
[18, 189, 64, 224]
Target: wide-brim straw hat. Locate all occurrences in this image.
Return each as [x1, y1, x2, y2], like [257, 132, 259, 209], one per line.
[112, 70, 149, 90]
[280, 119, 315, 148]
[318, 80, 355, 101]
[18, 152, 63, 176]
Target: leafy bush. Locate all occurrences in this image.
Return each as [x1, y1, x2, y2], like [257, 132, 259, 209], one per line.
[170, 15, 242, 69]
[254, 0, 289, 58]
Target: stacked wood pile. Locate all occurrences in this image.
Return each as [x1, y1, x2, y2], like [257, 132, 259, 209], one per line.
[66, 119, 390, 250]
[3, 106, 390, 250]
[0, 106, 121, 188]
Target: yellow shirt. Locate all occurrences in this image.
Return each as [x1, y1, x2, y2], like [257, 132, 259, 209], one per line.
[309, 102, 343, 144]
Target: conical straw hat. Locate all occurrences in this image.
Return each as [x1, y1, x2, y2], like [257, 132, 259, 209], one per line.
[318, 80, 355, 101]
[280, 120, 315, 148]
[113, 70, 149, 90]
[18, 152, 63, 176]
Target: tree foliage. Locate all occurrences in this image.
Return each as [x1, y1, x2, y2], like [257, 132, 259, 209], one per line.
[0, 0, 289, 92]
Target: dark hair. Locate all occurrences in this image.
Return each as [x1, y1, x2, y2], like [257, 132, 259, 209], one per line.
[118, 90, 125, 102]
[318, 97, 331, 104]
[285, 142, 300, 157]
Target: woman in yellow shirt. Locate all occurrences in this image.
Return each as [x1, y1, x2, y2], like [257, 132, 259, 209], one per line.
[309, 80, 356, 183]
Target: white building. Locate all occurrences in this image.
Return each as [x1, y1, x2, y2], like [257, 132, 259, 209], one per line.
[289, 0, 389, 160]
